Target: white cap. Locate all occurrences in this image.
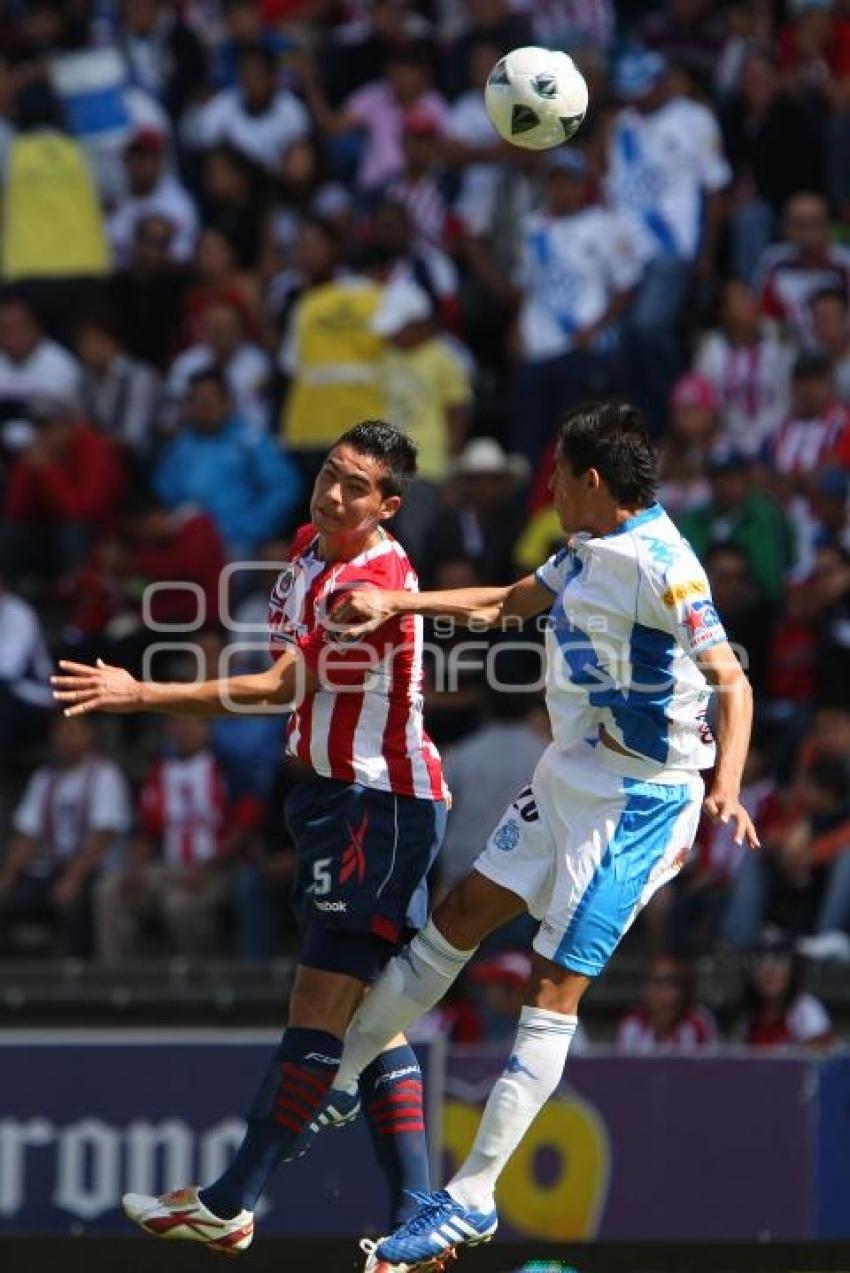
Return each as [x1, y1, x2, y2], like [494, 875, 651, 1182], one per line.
[450, 437, 530, 483]
[371, 279, 433, 337]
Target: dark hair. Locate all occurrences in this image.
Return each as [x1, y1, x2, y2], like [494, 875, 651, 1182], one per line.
[335, 420, 418, 497]
[810, 287, 848, 313]
[792, 349, 832, 381]
[236, 41, 276, 72]
[807, 756, 850, 805]
[187, 366, 231, 398]
[556, 400, 658, 505]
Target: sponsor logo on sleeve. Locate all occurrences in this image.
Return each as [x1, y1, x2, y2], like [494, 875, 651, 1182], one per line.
[662, 579, 707, 607]
[683, 599, 724, 650]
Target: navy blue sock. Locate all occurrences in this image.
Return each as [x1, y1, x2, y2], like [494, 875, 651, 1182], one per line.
[200, 1027, 342, 1218]
[360, 1043, 430, 1227]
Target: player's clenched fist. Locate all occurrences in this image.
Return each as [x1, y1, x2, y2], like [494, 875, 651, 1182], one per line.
[327, 587, 401, 637]
[51, 658, 142, 717]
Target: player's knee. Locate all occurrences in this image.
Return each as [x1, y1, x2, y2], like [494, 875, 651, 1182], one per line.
[432, 871, 525, 951]
[528, 961, 591, 1016]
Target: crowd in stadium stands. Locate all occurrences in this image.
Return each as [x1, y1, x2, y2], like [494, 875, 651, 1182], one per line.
[0, 0, 849, 1048]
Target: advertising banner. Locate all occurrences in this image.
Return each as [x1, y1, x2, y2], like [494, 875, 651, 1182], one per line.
[0, 1034, 818, 1241]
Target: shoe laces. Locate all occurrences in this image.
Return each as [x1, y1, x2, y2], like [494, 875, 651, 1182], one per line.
[396, 1190, 456, 1237]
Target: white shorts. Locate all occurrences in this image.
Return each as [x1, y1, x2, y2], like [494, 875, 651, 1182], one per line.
[474, 741, 704, 976]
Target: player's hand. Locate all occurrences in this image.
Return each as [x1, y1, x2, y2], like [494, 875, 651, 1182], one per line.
[327, 587, 400, 637]
[51, 658, 143, 716]
[703, 787, 761, 850]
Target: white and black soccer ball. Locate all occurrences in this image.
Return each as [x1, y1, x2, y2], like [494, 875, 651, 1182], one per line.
[484, 46, 589, 151]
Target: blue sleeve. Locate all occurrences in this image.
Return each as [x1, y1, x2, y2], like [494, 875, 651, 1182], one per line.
[535, 545, 571, 594]
[152, 439, 188, 508]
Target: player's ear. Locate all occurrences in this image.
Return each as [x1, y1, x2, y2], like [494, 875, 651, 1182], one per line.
[380, 495, 402, 521]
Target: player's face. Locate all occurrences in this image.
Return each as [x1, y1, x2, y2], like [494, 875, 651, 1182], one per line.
[549, 456, 598, 534]
[311, 445, 400, 541]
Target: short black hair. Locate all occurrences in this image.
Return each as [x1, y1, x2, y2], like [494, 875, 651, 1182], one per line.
[335, 420, 418, 497]
[792, 349, 832, 381]
[810, 287, 848, 312]
[187, 366, 230, 398]
[556, 400, 658, 506]
[237, 42, 276, 72]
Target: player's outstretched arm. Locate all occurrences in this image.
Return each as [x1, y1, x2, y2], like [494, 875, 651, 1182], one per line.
[331, 574, 552, 635]
[696, 641, 760, 850]
[51, 651, 313, 719]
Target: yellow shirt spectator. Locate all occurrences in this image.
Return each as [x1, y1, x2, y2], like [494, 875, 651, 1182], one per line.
[280, 275, 385, 450]
[514, 505, 565, 574]
[2, 131, 109, 280]
[372, 280, 471, 480]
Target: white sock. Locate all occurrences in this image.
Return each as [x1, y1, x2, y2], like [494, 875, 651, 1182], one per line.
[334, 919, 476, 1094]
[447, 1005, 577, 1213]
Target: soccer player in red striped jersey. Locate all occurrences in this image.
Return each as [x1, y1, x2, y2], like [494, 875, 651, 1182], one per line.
[51, 421, 447, 1255]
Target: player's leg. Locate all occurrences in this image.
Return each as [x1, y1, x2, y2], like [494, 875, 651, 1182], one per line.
[333, 778, 551, 1096]
[372, 749, 704, 1268]
[359, 1033, 430, 1225]
[333, 869, 528, 1096]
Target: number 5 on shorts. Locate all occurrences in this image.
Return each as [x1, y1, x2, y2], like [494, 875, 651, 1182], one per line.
[307, 857, 333, 896]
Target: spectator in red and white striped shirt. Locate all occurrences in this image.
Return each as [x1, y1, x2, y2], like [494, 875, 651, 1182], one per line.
[617, 955, 718, 1053]
[755, 192, 850, 346]
[93, 715, 259, 962]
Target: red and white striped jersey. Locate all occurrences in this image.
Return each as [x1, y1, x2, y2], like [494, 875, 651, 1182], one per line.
[616, 1006, 717, 1054]
[139, 751, 229, 866]
[768, 401, 850, 474]
[268, 523, 445, 801]
[756, 242, 850, 345]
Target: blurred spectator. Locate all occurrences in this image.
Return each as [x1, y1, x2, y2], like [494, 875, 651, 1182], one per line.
[371, 276, 471, 486]
[164, 299, 272, 434]
[58, 492, 227, 655]
[0, 715, 132, 957]
[705, 542, 774, 691]
[94, 715, 259, 962]
[427, 438, 530, 585]
[300, 41, 448, 195]
[278, 251, 385, 481]
[0, 295, 80, 417]
[441, 0, 532, 100]
[734, 925, 832, 1047]
[677, 445, 790, 601]
[0, 88, 109, 291]
[153, 367, 299, 558]
[722, 49, 825, 282]
[756, 192, 850, 346]
[467, 950, 533, 1045]
[118, 0, 207, 121]
[386, 109, 450, 247]
[617, 955, 717, 1052]
[368, 199, 460, 329]
[639, 0, 728, 90]
[519, 0, 614, 55]
[765, 352, 850, 518]
[786, 542, 850, 705]
[107, 214, 190, 368]
[694, 278, 793, 457]
[810, 287, 850, 402]
[209, 0, 293, 92]
[199, 144, 267, 271]
[183, 228, 263, 346]
[510, 147, 642, 467]
[607, 49, 731, 426]
[438, 693, 550, 892]
[656, 372, 717, 517]
[75, 312, 160, 457]
[188, 42, 309, 176]
[108, 126, 199, 267]
[0, 575, 54, 758]
[2, 398, 128, 582]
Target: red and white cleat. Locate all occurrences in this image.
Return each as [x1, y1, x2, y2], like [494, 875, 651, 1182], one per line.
[122, 1186, 254, 1256]
[359, 1237, 457, 1273]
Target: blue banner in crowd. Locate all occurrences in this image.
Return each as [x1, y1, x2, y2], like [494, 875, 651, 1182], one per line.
[0, 1033, 842, 1240]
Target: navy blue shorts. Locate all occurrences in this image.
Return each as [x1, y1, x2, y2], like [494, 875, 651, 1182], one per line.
[285, 776, 446, 979]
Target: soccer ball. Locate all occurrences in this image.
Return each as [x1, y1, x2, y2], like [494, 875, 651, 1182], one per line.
[484, 46, 589, 151]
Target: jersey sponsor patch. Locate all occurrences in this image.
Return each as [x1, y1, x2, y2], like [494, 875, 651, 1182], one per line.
[682, 598, 724, 650]
[662, 579, 707, 607]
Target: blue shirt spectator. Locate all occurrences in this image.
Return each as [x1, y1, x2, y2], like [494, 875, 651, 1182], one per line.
[153, 367, 300, 556]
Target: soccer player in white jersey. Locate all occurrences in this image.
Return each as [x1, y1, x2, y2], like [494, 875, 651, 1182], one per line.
[327, 400, 759, 1271]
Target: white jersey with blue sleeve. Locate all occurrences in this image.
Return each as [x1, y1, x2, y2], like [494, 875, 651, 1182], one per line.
[535, 502, 726, 775]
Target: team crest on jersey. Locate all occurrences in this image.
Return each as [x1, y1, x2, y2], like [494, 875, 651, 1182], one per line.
[493, 820, 521, 852]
